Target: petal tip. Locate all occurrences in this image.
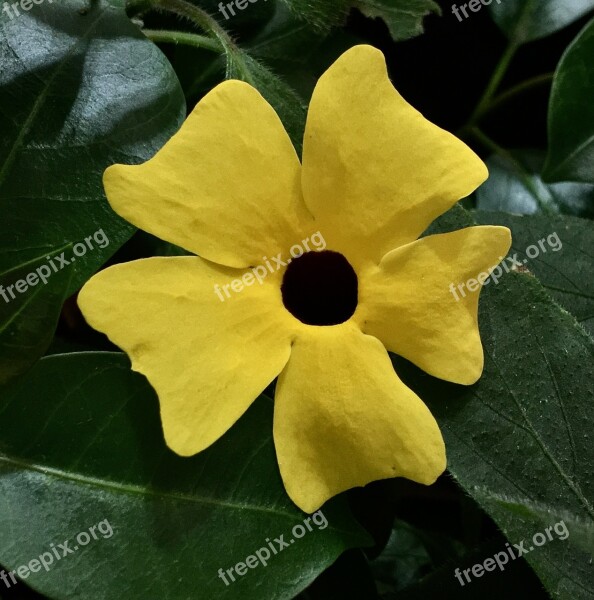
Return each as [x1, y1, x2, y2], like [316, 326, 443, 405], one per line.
[103, 162, 128, 189]
[344, 43, 386, 60]
[103, 163, 137, 215]
[420, 461, 447, 486]
[325, 44, 388, 81]
[484, 225, 513, 259]
[76, 272, 104, 319]
[499, 225, 513, 251]
[199, 78, 263, 110]
[285, 483, 329, 514]
[456, 355, 485, 386]
[478, 159, 490, 184]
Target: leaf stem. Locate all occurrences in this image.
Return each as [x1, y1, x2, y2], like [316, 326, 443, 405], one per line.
[467, 126, 512, 159]
[468, 41, 518, 126]
[154, 0, 232, 52]
[487, 72, 555, 116]
[126, 0, 250, 79]
[141, 29, 222, 53]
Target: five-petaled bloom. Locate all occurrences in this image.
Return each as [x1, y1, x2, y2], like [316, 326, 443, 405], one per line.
[79, 45, 511, 513]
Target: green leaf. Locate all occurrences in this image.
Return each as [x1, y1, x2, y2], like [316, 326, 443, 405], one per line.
[543, 18, 594, 184]
[473, 492, 594, 556]
[297, 549, 378, 599]
[0, 353, 369, 600]
[394, 535, 549, 599]
[0, 248, 73, 386]
[476, 151, 594, 218]
[247, 2, 330, 64]
[474, 211, 594, 338]
[489, 0, 594, 44]
[399, 206, 594, 599]
[370, 520, 433, 594]
[279, 0, 350, 30]
[0, 0, 185, 379]
[0, 0, 185, 293]
[353, 0, 441, 41]
[279, 0, 438, 40]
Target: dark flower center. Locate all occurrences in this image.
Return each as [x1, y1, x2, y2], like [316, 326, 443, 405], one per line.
[281, 250, 358, 326]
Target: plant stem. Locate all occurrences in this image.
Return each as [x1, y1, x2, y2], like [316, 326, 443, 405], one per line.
[142, 29, 222, 53]
[468, 127, 515, 161]
[126, 0, 250, 79]
[468, 41, 518, 126]
[153, 0, 232, 52]
[486, 72, 555, 115]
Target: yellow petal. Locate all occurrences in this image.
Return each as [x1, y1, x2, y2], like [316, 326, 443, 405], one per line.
[274, 323, 445, 513]
[355, 226, 512, 385]
[301, 45, 488, 267]
[78, 257, 296, 455]
[104, 81, 313, 268]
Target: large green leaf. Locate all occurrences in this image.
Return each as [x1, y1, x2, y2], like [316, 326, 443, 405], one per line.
[400, 206, 594, 599]
[353, 0, 440, 41]
[0, 353, 369, 600]
[489, 0, 594, 44]
[475, 211, 594, 337]
[0, 0, 184, 292]
[476, 151, 594, 218]
[0, 0, 185, 381]
[543, 18, 594, 184]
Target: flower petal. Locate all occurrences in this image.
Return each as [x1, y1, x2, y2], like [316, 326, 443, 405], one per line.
[355, 226, 512, 385]
[273, 323, 445, 513]
[301, 45, 488, 266]
[78, 257, 295, 455]
[104, 81, 313, 268]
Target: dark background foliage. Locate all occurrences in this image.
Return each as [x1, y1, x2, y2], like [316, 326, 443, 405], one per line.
[1, 0, 593, 598]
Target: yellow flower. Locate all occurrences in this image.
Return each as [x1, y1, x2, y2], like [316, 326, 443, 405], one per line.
[78, 45, 511, 513]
